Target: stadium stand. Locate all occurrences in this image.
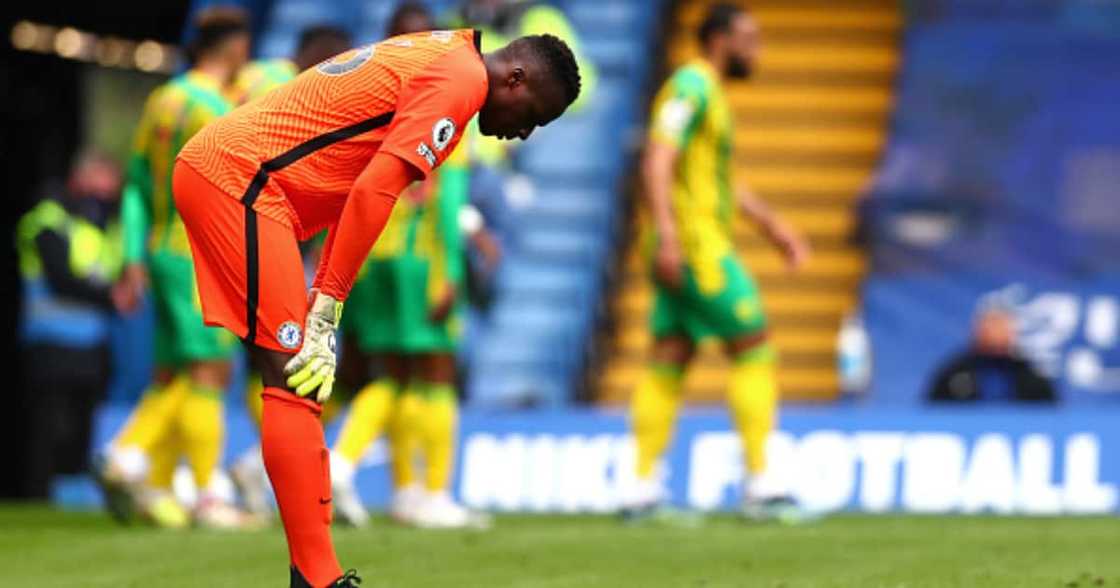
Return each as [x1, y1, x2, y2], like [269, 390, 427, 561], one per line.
[859, 0, 1120, 406]
[467, 0, 669, 408]
[597, 0, 900, 404]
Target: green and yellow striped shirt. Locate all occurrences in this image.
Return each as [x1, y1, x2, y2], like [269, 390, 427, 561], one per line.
[122, 70, 232, 261]
[647, 59, 734, 265]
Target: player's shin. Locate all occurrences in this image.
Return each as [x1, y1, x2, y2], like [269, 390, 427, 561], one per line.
[387, 383, 425, 524]
[421, 382, 458, 493]
[140, 429, 190, 529]
[178, 381, 224, 491]
[97, 376, 190, 523]
[631, 363, 684, 491]
[261, 387, 342, 585]
[727, 345, 779, 496]
[333, 378, 396, 464]
[112, 375, 190, 469]
[330, 378, 396, 527]
[245, 373, 264, 428]
[389, 384, 424, 490]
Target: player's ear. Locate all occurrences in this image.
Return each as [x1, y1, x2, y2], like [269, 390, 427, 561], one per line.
[508, 66, 525, 88]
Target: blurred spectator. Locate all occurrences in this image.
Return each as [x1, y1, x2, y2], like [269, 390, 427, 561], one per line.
[16, 152, 130, 498]
[387, 1, 436, 36]
[928, 305, 1057, 403]
[451, 0, 597, 111]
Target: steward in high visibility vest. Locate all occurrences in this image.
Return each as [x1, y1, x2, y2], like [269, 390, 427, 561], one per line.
[16, 152, 127, 499]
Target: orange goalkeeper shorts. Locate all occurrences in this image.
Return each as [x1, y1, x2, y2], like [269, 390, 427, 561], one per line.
[173, 159, 308, 354]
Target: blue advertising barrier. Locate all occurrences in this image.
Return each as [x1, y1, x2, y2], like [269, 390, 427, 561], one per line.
[80, 404, 1119, 516]
[864, 275, 1120, 405]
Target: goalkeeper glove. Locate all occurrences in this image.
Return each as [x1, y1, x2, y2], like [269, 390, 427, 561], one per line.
[283, 289, 343, 403]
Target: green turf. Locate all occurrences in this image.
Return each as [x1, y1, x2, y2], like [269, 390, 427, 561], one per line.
[2, 505, 1119, 587]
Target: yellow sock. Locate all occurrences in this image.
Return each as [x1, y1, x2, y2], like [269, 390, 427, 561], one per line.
[389, 383, 424, 489]
[421, 383, 458, 492]
[146, 425, 181, 491]
[244, 373, 264, 429]
[114, 376, 189, 451]
[177, 381, 224, 490]
[631, 363, 684, 480]
[333, 379, 396, 464]
[727, 345, 779, 476]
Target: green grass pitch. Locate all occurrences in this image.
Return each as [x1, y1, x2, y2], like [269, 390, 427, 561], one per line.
[3, 505, 1119, 587]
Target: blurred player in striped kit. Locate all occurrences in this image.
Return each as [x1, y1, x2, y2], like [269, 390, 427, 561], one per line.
[623, 3, 812, 523]
[94, 6, 255, 529]
[326, 2, 490, 530]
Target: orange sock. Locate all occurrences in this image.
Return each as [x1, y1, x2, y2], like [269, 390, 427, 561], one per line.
[260, 387, 342, 587]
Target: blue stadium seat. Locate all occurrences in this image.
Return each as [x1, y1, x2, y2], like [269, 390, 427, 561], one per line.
[463, 1, 663, 407]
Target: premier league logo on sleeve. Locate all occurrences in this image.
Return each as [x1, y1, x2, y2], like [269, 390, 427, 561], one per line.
[432, 117, 456, 151]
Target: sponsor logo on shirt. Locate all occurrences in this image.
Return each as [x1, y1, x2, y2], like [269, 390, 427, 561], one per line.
[417, 142, 437, 167]
[432, 117, 456, 151]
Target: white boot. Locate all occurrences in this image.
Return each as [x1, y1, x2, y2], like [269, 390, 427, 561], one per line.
[231, 444, 273, 516]
[414, 491, 492, 530]
[194, 492, 266, 530]
[389, 483, 425, 526]
[744, 470, 786, 504]
[742, 471, 809, 524]
[626, 476, 663, 511]
[93, 445, 150, 524]
[329, 451, 369, 528]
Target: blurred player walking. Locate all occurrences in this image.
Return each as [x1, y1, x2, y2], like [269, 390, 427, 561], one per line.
[327, 1, 488, 532]
[95, 7, 257, 530]
[329, 142, 487, 530]
[624, 3, 811, 523]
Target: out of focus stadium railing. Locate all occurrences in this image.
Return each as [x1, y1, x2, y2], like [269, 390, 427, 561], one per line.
[597, 0, 901, 405]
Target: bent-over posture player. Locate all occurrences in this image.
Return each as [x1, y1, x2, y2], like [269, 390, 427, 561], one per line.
[174, 29, 580, 587]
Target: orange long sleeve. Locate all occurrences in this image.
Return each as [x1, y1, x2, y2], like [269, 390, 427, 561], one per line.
[313, 152, 422, 299]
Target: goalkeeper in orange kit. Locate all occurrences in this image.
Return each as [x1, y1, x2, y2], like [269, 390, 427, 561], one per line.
[173, 28, 580, 587]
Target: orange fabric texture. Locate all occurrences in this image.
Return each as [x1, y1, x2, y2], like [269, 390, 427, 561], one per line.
[260, 387, 340, 587]
[173, 160, 307, 352]
[313, 152, 421, 299]
[178, 29, 488, 240]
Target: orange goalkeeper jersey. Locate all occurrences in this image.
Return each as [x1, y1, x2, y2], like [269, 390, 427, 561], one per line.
[179, 29, 488, 239]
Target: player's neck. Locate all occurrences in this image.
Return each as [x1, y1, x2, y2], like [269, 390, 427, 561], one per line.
[482, 53, 499, 84]
[702, 52, 728, 82]
[193, 59, 232, 86]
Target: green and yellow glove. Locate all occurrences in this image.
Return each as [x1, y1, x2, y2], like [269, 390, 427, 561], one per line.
[283, 289, 343, 403]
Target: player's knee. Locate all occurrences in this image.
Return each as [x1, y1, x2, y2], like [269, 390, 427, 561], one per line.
[153, 368, 177, 387]
[725, 330, 768, 357]
[379, 353, 414, 384]
[422, 353, 456, 384]
[653, 336, 694, 366]
[247, 346, 294, 389]
[189, 360, 232, 390]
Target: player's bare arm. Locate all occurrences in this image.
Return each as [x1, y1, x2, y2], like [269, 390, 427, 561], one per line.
[644, 140, 685, 289]
[736, 187, 811, 271]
